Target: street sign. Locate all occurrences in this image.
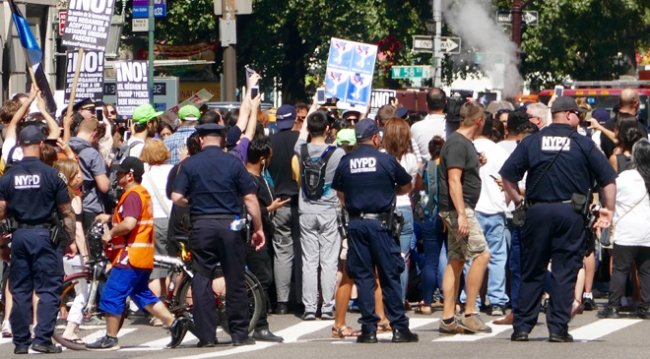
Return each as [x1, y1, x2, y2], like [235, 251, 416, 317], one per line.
[133, 0, 167, 18]
[391, 66, 432, 79]
[474, 52, 505, 65]
[440, 37, 461, 54]
[495, 10, 539, 26]
[58, 11, 67, 36]
[413, 35, 433, 53]
[132, 18, 149, 32]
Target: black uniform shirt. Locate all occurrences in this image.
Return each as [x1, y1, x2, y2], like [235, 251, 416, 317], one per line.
[0, 157, 70, 223]
[173, 146, 257, 216]
[500, 124, 617, 202]
[332, 144, 412, 215]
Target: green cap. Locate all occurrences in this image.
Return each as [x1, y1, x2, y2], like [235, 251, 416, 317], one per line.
[178, 105, 201, 120]
[133, 104, 164, 124]
[336, 128, 356, 146]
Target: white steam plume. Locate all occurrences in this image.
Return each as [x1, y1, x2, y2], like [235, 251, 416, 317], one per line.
[443, 0, 522, 98]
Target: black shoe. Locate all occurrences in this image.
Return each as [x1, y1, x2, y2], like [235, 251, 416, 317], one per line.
[13, 347, 28, 355]
[511, 331, 529, 342]
[597, 306, 621, 319]
[31, 343, 63, 353]
[253, 328, 284, 342]
[87, 335, 120, 351]
[582, 297, 597, 311]
[592, 288, 609, 299]
[232, 337, 256, 346]
[197, 340, 216, 348]
[275, 302, 288, 315]
[549, 333, 573, 343]
[357, 331, 377, 343]
[301, 312, 316, 321]
[634, 307, 650, 319]
[391, 329, 419, 343]
[167, 317, 189, 348]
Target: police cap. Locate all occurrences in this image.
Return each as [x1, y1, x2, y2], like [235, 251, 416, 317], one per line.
[355, 118, 379, 140]
[195, 123, 226, 136]
[73, 98, 95, 112]
[551, 97, 587, 114]
[18, 125, 44, 145]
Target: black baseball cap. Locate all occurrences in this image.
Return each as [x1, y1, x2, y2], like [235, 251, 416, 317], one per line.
[355, 118, 379, 139]
[111, 157, 144, 177]
[18, 125, 44, 145]
[551, 96, 587, 114]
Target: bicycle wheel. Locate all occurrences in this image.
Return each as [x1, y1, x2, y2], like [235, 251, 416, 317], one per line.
[177, 269, 263, 340]
[52, 272, 127, 350]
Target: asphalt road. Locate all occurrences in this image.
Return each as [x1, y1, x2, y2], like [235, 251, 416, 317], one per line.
[0, 299, 647, 358]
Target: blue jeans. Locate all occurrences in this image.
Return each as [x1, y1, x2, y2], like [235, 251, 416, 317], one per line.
[398, 206, 414, 301]
[421, 218, 447, 305]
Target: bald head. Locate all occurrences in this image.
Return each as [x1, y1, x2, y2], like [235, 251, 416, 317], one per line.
[620, 88, 640, 114]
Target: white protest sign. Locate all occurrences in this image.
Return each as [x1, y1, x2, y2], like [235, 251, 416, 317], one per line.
[160, 89, 214, 125]
[325, 38, 378, 110]
[367, 89, 397, 119]
[62, 0, 116, 51]
[114, 61, 149, 116]
[65, 50, 105, 104]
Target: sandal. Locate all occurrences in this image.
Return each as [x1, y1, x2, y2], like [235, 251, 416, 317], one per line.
[377, 322, 392, 333]
[414, 305, 433, 315]
[62, 337, 85, 344]
[332, 326, 361, 338]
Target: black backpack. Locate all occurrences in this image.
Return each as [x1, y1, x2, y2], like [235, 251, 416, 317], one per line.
[300, 144, 336, 201]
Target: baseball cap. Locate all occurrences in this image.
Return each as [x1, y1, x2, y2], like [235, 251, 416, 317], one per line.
[336, 128, 357, 146]
[276, 105, 296, 130]
[133, 104, 164, 124]
[18, 125, 44, 145]
[551, 97, 587, 114]
[591, 108, 610, 124]
[111, 157, 145, 177]
[396, 107, 409, 119]
[178, 105, 201, 120]
[355, 118, 379, 139]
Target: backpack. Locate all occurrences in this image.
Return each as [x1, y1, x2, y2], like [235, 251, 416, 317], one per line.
[423, 159, 440, 219]
[300, 144, 336, 201]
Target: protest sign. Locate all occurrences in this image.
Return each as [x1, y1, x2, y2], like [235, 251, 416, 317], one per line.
[160, 89, 214, 125]
[114, 61, 149, 116]
[65, 50, 104, 104]
[367, 89, 397, 119]
[62, 0, 116, 52]
[325, 38, 378, 110]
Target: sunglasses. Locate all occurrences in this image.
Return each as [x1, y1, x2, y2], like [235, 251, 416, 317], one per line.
[568, 110, 580, 116]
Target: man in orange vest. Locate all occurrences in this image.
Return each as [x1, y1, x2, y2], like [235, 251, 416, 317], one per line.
[86, 157, 188, 351]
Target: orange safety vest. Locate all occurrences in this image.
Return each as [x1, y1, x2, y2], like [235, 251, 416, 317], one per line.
[107, 185, 155, 269]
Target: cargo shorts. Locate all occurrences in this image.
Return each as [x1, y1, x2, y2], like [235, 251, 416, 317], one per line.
[439, 208, 489, 262]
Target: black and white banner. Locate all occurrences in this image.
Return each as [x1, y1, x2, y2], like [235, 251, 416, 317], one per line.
[368, 89, 397, 119]
[62, 0, 116, 51]
[65, 50, 105, 104]
[115, 61, 149, 116]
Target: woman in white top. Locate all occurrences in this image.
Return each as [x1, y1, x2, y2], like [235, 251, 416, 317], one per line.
[599, 139, 650, 319]
[383, 118, 419, 304]
[139, 139, 174, 326]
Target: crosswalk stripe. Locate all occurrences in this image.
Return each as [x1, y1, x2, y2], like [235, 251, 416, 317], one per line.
[434, 322, 510, 342]
[329, 318, 439, 342]
[570, 319, 642, 341]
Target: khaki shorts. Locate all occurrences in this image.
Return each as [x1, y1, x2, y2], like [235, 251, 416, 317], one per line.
[439, 209, 489, 262]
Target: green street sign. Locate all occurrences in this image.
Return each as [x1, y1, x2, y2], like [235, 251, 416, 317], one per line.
[391, 66, 432, 79]
[474, 52, 505, 65]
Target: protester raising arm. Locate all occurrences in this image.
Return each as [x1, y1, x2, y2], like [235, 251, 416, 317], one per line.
[242, 93, 261, 140]
[36, 92, 61, 139]
[5, 85, 37, 141]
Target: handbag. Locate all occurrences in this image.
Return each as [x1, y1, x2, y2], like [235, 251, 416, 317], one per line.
[607, 192, 648, 245]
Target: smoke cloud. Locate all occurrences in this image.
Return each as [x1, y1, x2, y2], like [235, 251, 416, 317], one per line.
[443, 0, 522, 98]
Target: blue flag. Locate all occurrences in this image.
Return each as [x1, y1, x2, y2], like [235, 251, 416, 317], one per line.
[8, 0, 57, 117]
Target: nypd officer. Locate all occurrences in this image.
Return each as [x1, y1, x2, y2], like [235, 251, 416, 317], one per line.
[0, 125, 76, 354]
[500, 97, 617, 342]
[331, 118, 418, 343]
[171, 123, 265, 347]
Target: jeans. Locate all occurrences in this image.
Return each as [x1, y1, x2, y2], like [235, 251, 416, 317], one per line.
[421, 218, 446, 305]
[398, 206, 414, 301]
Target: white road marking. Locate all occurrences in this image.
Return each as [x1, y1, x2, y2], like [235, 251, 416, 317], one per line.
[570, 319, 642, 342]
[332, 318, 439, 342]
[120, 331, 199, 351]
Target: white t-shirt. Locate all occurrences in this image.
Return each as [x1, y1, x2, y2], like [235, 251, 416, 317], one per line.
[612, 169, 650, 247]
[127, 138, 146, 159]
[141, 164, 174, 219]
[411, 114, 446, 161]
[474, 138, 508, 215]
[396, 153, 418, 208]
[1, 137, 23, 163]
[497, 139, 517, 155]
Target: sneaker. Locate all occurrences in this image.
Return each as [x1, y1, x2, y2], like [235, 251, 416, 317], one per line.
[86, 336, 120, 351]
[301, 312, 316, 321]
[597, 306, 621, 319]
[83, 315, 106, 327]
[582, 294, 596, 311]
[634, 307, 650, 319]
[439, 318, 464, 335]
[2, 321, 12, 338]
[488, 305, 504, 317]
[320, 311, 334, 320]
[458, 313, 492, 334]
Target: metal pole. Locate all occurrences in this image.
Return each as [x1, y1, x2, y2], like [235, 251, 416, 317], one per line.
[433, 0, 442, 87]
[512, 0, 522, 51]
[148, 0, 155, 103]
[222, 0, 236, 102]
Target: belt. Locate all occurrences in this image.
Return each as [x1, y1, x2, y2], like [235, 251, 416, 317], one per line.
[528, 199, 572, 206]
[191, 214, 237, 222]
[349, 212, 390, 222]
[16, 223, 51, 229]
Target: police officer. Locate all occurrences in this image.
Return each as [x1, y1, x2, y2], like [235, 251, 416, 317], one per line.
[0, 125, 76, 354]
[500, 97, 617, 342]
[171, 123, 265, 347]
[331, 118, 418, 343]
